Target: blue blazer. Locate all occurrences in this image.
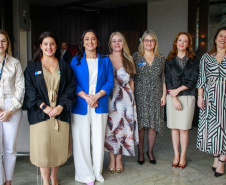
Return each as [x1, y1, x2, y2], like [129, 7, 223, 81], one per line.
[70, 53, 114, 115]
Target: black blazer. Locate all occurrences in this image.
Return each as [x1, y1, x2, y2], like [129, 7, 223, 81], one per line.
[24, 59, 76, 125]
[165, 56, 199, 96]
[63, 50, 72, 64]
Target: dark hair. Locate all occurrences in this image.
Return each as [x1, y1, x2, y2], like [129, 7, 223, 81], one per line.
[61, 41, 67, 45]
[167, 32, 195, 60]
[33, 31, 60, 61]
[208, 27, 226, 55]
[77, 29, 102, 65]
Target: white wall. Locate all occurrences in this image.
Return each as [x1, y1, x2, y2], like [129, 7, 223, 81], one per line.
[147, 0, 188, 57]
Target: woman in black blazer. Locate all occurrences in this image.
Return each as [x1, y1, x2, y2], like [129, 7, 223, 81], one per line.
[24, 32, 75, 185]
[165, 32, 199, 169]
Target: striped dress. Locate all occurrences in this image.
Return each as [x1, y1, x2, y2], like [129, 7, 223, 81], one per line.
[196, 53, 226, 155]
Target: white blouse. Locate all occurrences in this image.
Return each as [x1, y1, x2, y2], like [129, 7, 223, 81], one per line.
[0, 54, 25, 113]
[86, 58, 98, 95]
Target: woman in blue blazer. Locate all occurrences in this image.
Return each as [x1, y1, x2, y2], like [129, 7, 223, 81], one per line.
[70, 30, 114, 185]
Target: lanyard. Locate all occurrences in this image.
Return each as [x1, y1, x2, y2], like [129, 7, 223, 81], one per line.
[0, 55, 6, 81]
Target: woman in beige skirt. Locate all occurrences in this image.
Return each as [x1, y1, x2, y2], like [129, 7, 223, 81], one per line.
[165, 32, 199, 169]
[24, 32, 75, 185]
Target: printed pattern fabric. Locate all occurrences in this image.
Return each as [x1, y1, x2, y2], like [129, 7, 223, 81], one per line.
[196, 53, 226, 155]
[105, 66, 139, 156]
[133, 52, 165, 135]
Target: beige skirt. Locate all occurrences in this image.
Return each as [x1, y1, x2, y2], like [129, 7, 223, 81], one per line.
[30, 119, 71, 168]
[166, 95, 195, 130]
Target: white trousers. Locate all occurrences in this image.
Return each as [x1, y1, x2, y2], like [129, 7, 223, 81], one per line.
[71, 107, 108, 183]
[0, 98, 22, 184]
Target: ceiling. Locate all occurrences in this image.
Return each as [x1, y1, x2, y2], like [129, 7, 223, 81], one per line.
[29, 0, 162, 9]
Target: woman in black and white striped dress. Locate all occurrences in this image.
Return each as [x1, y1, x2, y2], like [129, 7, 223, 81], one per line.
[197, 27, 226, 177]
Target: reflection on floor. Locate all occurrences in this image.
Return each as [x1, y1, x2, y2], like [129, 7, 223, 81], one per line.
[13, 126, 225, 185]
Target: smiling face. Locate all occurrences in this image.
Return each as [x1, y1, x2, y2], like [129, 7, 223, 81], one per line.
[143, 35, 155, 52]
[83, 32, 97, 52]
[40, 37, 57, 57]
[176, 34, 189, 52]
[215, 30, 226, 51]
[111, 34, 123, 53]
[0, 34, 8, 55]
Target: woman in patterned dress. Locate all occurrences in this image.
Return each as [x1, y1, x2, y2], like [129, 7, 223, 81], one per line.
[105, 32, 138, 173]
[165, 32, 199, 169]
[197, 27, 226, 177]
[133, 30, 166, 165]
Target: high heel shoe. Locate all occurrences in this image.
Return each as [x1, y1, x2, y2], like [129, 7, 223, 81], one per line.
[146, 151, 156, 164]
[137, 148, 144, 165]
[172, 155, 180, 168]
[116, 168, 124, 173]
[137, 153, 144, 165]
[108, 168, 115, 173]
[214, 159, 225, 177]
[86, 182, 94, 185]
[172, 162, 179, 168]
[178, 163, 186, 169]
[212, 155, 220, 172]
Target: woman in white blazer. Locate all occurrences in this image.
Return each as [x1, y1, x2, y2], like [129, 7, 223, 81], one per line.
[0, 29, 25, 185]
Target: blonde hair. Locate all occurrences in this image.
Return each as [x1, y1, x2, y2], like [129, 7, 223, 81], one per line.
[0, 29, 12, 56]
[138, 30, 160, 57]
[108, 32, 136, 76]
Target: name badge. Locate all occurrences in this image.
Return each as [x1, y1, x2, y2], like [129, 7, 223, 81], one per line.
[35, 71, 42, 75]
[138, 62, 146, 66]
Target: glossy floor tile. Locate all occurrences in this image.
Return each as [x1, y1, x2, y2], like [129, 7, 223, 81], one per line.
[13, 126, 225, 185]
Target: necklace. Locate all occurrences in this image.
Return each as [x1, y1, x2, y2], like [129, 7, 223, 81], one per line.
[86, 54, 97, 59]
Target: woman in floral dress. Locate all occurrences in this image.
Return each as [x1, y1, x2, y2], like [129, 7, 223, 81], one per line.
[105, 32, 138, 173]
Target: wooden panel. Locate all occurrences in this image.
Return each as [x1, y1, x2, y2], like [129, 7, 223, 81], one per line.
[198, 0, 209, 55]
[120, 31, 140, 55]
[30, 3, 147, 56]
[0, 0, 14, 54]
[188, 0, 198, 51]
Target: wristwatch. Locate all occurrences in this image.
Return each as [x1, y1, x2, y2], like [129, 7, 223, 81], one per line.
[41, 104, 47, 110]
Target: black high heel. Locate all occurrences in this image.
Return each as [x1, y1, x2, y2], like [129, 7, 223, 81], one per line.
[146, 151, 156, 164]
[214, 159, 225, 177]
[212, 155, 220, 172]
[137, 151, 144, 165]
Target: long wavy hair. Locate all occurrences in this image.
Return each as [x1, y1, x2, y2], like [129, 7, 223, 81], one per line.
[77, 29, 102, 65]
[108, 32, 136, 77]
[208, 27, 226, 55]
[33, 31, 60, 61]
[0, 29, 12, 56]
[138, 30, 161, 57]
[167, 32, 195, 60]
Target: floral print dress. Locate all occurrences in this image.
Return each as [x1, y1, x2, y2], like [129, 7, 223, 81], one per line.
[105, 66, 139, 156]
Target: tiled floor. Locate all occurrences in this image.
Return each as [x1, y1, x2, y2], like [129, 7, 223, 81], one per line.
[13, 126, 226, 185]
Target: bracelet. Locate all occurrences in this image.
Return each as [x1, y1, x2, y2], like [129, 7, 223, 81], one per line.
[198, 94, 203, 97]
[41, 104, 47, 110]
[99, 91, 103, 96]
